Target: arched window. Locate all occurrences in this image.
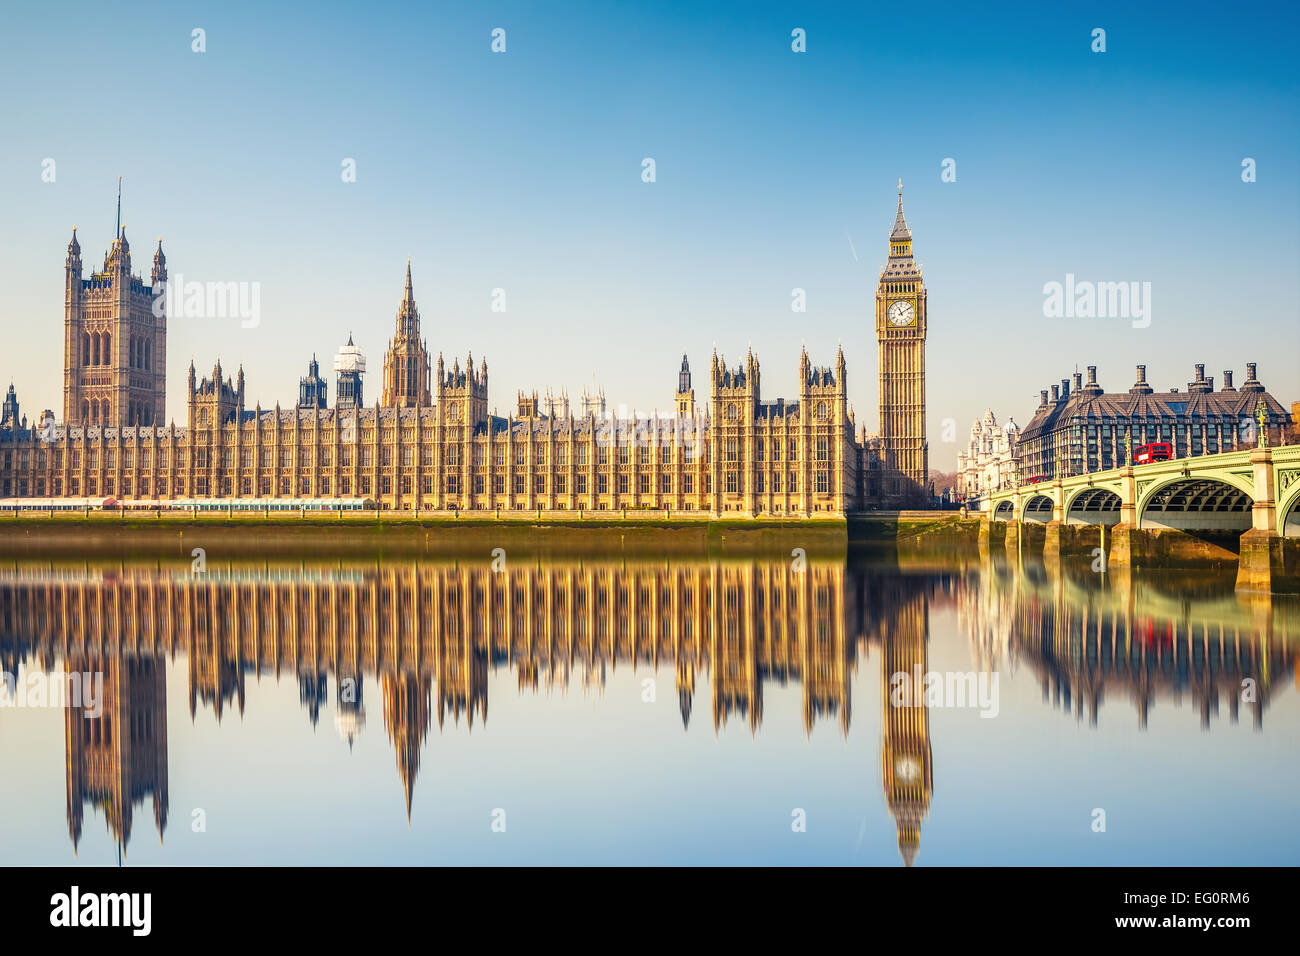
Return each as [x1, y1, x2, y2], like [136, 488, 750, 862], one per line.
[83, 400, 90, 422]
[102, 399, 111, 423]
[816, 402, 828, 421]
[103, 332, 111, 363]
[92, 334, 100, 366]
[82, 332, 91, 367]
[726, 404, 737, 422]
[144, 340, 151, 370]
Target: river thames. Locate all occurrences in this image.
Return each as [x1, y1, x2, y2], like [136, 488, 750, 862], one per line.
[0, 545, 1296, 866]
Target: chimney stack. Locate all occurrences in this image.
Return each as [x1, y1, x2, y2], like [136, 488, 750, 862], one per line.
[1073, 371, 1083, 391]
[1039, 389, 1049, 408]
[1130, 364, 1153, 395]
[1051, 384, 1059, 402]
[1189, 363, 1213, 393]
[1061, 378, 1070, 399]
[1222, 370, 1235, 391]
[1087, 366, 1097, 386]
[1242, 362, 1263, 391]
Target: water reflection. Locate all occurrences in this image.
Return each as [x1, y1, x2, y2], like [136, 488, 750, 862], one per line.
[0, 553, 1294, 865]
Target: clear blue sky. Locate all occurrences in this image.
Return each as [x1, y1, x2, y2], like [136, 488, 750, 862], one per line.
[1, 0, 1296, 468]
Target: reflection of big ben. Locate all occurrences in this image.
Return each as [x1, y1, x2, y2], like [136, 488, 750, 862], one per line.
[880, 591, 932, 866]
[382, 672, 431, 821]
[65, 654, 169, 856]
[876, 181, 928, 503]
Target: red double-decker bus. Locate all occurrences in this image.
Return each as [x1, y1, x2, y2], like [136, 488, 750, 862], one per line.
[1133, 442, 1172, 465]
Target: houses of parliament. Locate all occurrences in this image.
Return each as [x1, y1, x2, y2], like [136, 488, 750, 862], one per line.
[0, 187, 931, 513]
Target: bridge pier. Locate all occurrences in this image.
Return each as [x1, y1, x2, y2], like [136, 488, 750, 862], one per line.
[1106, 523, 1142, 572]
[978, 517, 1005, 557]
[1003, 519, 1021, 555]
[1043, 521, 1065, 562]
[1103, 467, 1140, 572]
[1236, 448, 1298, 593]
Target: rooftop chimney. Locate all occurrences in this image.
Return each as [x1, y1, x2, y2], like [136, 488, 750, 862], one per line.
[1039, 389, 1049, 408]
[1222, 370, 1235, 391]
[1087, 366, 1097, 385]
[1060, 378, 1070, 399]
[1189, 363, 1213, 393]
[1073, 371, 1083, 391]
[1130, 364, 1153, 395]
[1051, 384, 1059, 402]
[1242, 362, 1263, 391]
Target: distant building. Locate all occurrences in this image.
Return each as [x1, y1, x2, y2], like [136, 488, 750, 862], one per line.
[542, 388, 569, 419]
[579, 384, 605, 419]
[297, 355, 327, 409]
[1, 384, 20, 432]
[333, 335, 366, 411]
[955, 410, 1019, 499]
[1017, 363, 1293, 479]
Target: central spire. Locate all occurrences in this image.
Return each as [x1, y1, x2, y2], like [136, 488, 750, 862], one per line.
[891, 179, 911, 241]
[382, 260, 432, 408]
[394, 261, 420, 339]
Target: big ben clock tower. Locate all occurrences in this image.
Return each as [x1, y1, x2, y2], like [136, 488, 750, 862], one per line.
[875, 180, 928, 504]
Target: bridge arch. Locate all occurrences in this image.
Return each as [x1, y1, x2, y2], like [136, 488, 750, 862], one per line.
[1136, 475, 1254, 532]
[1064, 486, 1123, 526]
[1280, 480, 1300, 538]
[1021, 493, 1055, 524]
[992, 500, 1015, 522]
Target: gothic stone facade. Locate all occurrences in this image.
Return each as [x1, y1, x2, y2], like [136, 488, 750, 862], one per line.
[1, 193, 938, 515]
[63, 228, 167, 428]
[0, 347, 859, 515]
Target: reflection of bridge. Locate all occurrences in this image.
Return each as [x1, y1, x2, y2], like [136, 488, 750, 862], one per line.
[957, 563, 1295, 730]
[979, 445, 1300, 592]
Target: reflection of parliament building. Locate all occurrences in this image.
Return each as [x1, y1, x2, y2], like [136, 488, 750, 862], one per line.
[0, 559, 934, 862]
[0, 187, 933, 511]
[6, 558, 1286, 863]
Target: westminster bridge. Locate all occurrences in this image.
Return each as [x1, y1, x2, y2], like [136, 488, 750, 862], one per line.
[977, 444, 1300, 592]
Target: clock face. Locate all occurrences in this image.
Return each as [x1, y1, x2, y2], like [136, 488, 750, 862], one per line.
[894, 756, 921, 783]
[888, 299, 915, 327]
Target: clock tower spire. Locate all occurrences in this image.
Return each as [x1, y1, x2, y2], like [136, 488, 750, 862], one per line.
[875, 181, 928, 504]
